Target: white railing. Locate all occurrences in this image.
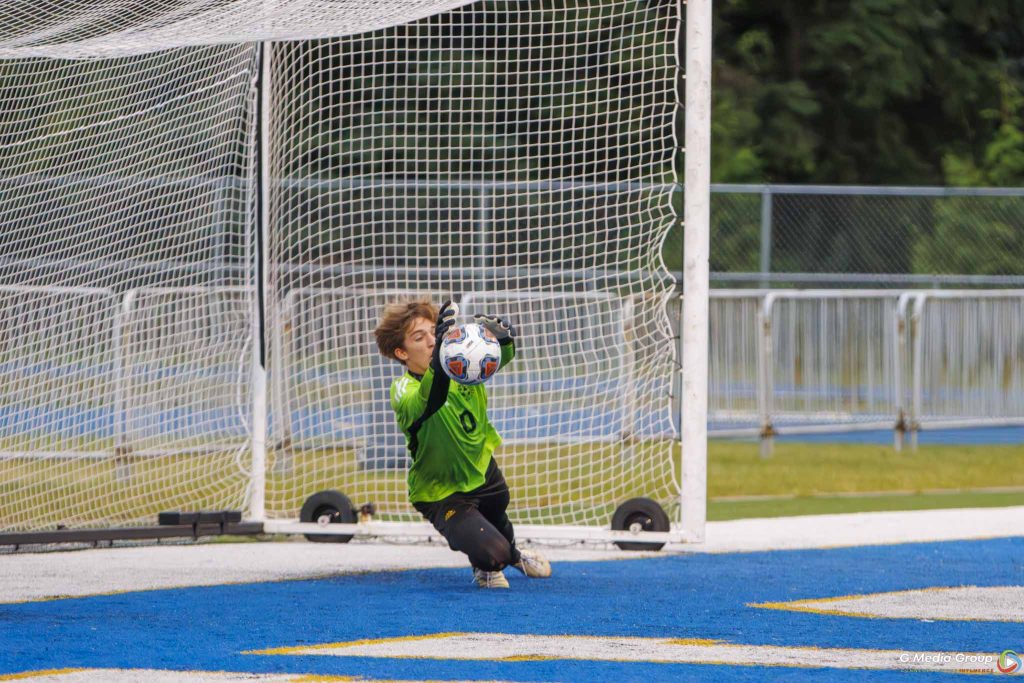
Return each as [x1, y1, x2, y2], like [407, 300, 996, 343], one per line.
[0, 285, 119, 460]
[700, 289, 1024, 453]
[272, 288, 640, 465]
[900, 290, 1024, 450]
[757, 291, 901, 456]
[4, 286, 1024, 462]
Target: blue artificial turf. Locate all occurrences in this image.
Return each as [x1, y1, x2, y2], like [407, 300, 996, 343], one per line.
[1, 537, 1021, 681]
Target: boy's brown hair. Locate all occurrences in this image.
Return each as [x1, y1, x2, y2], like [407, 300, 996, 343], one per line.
[374, 299, 438, 364]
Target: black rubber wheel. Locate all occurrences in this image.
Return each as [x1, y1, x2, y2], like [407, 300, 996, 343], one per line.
[611, 497, 670, 551]
[299, 490, 356, 543]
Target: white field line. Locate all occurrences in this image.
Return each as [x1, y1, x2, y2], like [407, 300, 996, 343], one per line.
[752, 585, 1024, 623]
[687, 505, 1024, 553]
[1, 507, 1022, 603]
[246, 632, 1007, 675]
[0, 543, 653, 604]
[0, 670, 521, 683]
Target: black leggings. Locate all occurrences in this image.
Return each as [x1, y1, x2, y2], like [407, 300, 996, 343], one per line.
[413, 459, 521, 571]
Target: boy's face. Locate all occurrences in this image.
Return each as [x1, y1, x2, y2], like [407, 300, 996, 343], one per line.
[395, 316, 434, 375]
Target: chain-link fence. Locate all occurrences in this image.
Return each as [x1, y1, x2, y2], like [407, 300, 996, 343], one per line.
[664, 185, 1024, 288]
[8, 180, 1022, 291]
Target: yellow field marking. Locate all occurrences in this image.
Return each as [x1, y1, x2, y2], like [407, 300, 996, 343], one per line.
[245, 632, 1005, 673]
[245, 632, 467, 656]
[0, 671, 85, 681]
[491, 640, 723, 662]
[495, 656, 554, 662]
[750, 584, 1024, 622]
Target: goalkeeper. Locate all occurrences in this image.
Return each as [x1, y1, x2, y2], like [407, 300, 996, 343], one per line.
[374, 299, 551, 589]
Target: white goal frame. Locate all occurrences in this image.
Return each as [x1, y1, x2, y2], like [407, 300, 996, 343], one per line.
[0, 0, 710, 547]
[252, 0, 711, 546]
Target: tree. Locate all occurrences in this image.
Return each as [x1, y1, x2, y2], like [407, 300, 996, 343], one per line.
[711, 0, 1024, 186]
[700, 0, 1024, 277]
[913, 74, 1024, 275]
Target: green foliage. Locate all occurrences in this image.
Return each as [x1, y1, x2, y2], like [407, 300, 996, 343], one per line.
[912, 196, 1024, 275]
[912, 76, 1024, 274]
[695, 0, 1024, 277]
[711, 89, 763, 183]
[712, 0, 1024, 186]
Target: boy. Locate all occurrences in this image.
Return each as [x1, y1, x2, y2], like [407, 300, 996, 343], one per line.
[374, 299, 551, 588]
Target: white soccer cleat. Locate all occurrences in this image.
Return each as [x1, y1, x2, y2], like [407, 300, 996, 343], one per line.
[513, 548, 552, 578]
[473, 567, 510, 589]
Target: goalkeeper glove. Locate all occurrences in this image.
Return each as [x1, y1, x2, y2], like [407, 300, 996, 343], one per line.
[474, 314, 515, 345]
[432, 300, 458, 368]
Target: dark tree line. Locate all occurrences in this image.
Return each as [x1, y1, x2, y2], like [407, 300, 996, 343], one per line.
[2, 1, 1022, 279]
[712, 0, 1024, 186]
[693, 0, 1024, 277]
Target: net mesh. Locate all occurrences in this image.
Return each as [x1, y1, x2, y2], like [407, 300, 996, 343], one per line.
[265, 3, 679, 526]
[0, 46, 259, 530]
[0, 1, 680, 532]
[0, 1, 478, 59]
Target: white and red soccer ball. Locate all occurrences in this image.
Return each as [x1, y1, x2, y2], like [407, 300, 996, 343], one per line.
[439, 323, 501, 385]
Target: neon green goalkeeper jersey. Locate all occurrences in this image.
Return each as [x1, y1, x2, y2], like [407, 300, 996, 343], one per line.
[390, 343, 515, 503]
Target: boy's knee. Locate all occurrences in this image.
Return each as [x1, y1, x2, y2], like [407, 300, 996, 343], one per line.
[471, 535, 514, 571]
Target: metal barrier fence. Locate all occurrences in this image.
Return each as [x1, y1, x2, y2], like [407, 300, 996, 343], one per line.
[4, 286, 1024, 459]
[697, 289, 1024, 452]
[899, 291, 1024, 450]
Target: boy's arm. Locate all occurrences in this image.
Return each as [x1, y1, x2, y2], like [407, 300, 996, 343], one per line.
[394, 372, 447, 457]
[499, 338, 515, 368]
[392, 376, 426, 426]
[411, 300, 456, 425]
[415, 365, 450, 422]
[394, 301, 457, 454]
[391, 366, 451, 427]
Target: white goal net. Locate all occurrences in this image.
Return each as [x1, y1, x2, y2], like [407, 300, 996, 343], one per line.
[0, 1, 684, 535]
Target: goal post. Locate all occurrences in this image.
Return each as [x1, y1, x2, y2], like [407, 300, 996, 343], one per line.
[681, 0, 712, 543]
[0, 1, 710, 546]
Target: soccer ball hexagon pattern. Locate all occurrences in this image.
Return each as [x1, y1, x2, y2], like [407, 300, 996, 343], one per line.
[439, 323, 501, 385]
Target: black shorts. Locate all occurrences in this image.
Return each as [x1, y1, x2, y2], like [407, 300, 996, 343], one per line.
[413, 457, 519, 569]
[413, 457, 510, 533]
